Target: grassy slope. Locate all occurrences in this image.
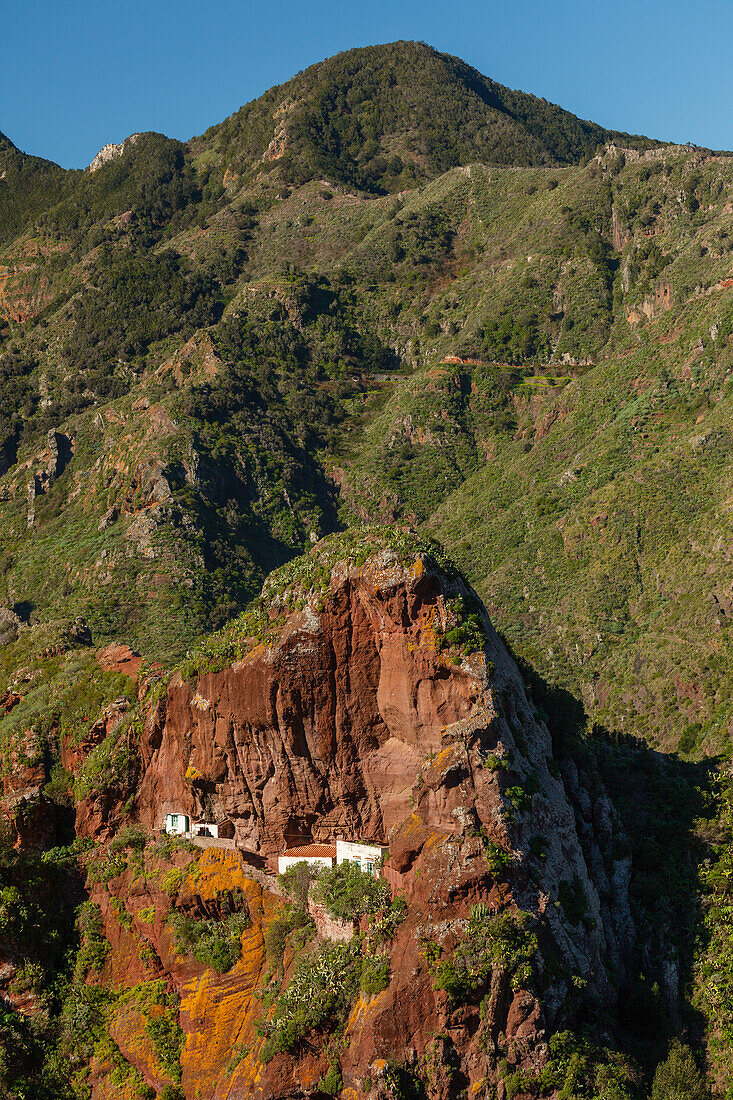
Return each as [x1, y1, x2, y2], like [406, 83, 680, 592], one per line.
[4, 136, 733, 749]
[335, 149, 733, 758]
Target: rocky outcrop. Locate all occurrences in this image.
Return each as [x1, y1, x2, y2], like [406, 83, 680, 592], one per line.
[26, 430, 73, 526]
[76, 534, 634, 1098]
[0, 728, 65, 848]
[88, 133, 142, 172]
[626, 277, 673, 324]
[96, 642, 143, 679]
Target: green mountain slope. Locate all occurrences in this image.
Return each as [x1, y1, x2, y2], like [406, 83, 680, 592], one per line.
[198, 41, 660, 193]
[0, 130, 70, 245]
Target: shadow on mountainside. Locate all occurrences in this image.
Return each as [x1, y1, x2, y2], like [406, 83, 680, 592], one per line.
[510, 646, 716, 1078]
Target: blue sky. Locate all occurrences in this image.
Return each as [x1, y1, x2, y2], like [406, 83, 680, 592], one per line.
[2, 0, 731, 168]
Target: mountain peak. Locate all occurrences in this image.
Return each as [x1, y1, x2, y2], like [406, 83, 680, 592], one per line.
[200, 40, 659, 194]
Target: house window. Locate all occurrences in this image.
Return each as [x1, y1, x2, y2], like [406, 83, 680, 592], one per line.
[365, 861, 374, 875]
[170, 815, 179, 827]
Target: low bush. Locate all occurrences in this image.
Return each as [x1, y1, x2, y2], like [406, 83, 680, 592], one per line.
[108, 824, 147, 852]
[317, 1065, 343, 1096]
[312, 861, 392, 922]
[161, 868, 183, 898]
[651, 1040, 707, 1100]
[259, 939, 361, 1062]
[146, 1009, 184, 1083]
[264, 905, 315, 971]
[278, 860, 322, 908]
[159, 1087, 185, 1100]
[438, 596, 489, 657]
[360, 953, 390, 994]
[484, 838, 512, 876]
[432, 906, 536, 1002]
[167, 909, 251, 973]
[75, 902, 110, 978]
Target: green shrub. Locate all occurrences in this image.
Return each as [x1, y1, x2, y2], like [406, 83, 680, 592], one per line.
[259, 940, 361, 1062]
[317, 1065, 343, 1096]
[278, 860, 322, 908]
[264, 905, 315, 970]
[145, 1009, 184, 1083]
[433, 957, 473, 1001]
[677, 723, 701, 755]
[432, 908, 536, 1003]
[651, 1041, 707, 1100]
[505, 1068, 533, 1099]
[109, 824, 147, 852]
[368, 896, 407, 946]
[539, 1030, 637, 1099]
[75, 902, 109, 978]
[159, 1087, 185, 1100]
[505, 786, 532, 814]
[438, 597, 489, 656]
[484, 839, 512, 876]
[43, 763, 74, 806]
[360, 954, 390, 995]
[167, 909, 251, 973]
[312, 862, 392, 922]
[161, 869, 183, 898]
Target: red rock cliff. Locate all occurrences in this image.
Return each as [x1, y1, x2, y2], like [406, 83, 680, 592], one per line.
[75, 535, 634, 1098]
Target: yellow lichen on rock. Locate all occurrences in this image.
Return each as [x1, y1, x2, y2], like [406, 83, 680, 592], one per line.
[411, 556, 425, 578]
[109, 997, 172, 1092]
[346, 987, 391, 1036]
[181, 847, 254, 900]
[179, 872, 285, 1098]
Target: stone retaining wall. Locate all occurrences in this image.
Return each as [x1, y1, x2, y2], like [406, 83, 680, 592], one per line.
[307, 898, 353, 942]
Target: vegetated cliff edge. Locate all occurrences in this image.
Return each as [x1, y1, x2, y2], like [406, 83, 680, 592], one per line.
[72, 529, 634, 1099]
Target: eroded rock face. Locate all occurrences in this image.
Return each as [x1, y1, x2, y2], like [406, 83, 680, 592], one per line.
[135, 555, 486, 852]
[77, 543, 634, 1097]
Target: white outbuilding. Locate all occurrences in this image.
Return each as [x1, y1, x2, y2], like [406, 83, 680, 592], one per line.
[277, 843, 337, 875]
[164, 812, 190, 836]
[336, 838, 388, 876]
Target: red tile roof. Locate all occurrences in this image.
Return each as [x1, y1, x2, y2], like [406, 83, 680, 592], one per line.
[282, 844, 336, 859]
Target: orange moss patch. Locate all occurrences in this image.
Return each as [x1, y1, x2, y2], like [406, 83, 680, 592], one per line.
[421, 604, 442, 651]
[179, 877, 285, 1098]
[411, 556, 425, 578]
[182, 847, 255, 900]
[347, 987, 391, 1034]
[429, 746, 455, 771]
[423, 829, 450, 855]
[400, 812, 425, 836]
[109, 999, 172, 1091]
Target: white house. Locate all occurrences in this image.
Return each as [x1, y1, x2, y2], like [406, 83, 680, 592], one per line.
[336, 838, 388, 876]
[277, 843, 337, 875]
[164, 812, 190, 836]
[192, 821, 219, 839]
